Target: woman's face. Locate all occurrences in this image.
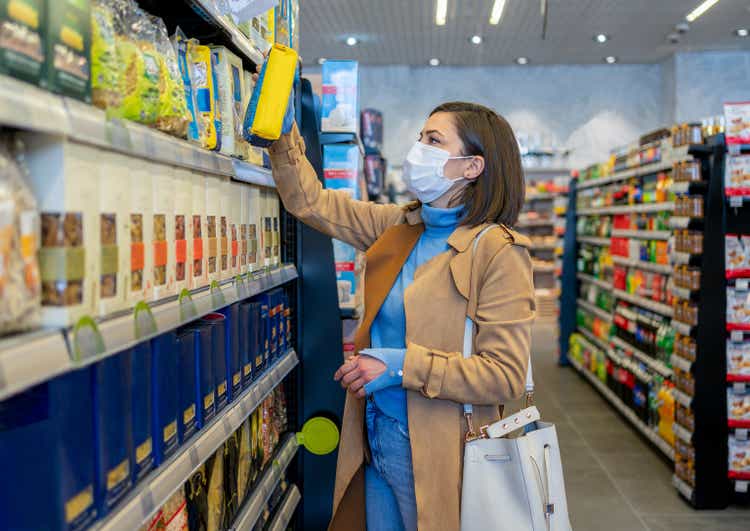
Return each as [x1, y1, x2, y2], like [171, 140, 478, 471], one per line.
[418, 112, 483, 181]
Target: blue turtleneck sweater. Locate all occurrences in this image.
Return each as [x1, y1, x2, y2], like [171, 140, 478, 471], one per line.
[362, 204, 463, 425]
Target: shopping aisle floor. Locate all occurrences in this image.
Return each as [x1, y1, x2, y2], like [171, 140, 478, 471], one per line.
[529, 323, 748, 531]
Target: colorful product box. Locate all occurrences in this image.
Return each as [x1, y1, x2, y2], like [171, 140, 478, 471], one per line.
[97, 151, 129, 316]
[131, 342, 154, 482]
[151, 163, 177, 301]
[23, 136, 100, 326]
[173, 168, 193, 292]
[239, 183, 250, 274]
[151, 331, 180, 465]
[176, 328, 198, 441]
[205, 175, 222, 282]
[242, 301, 262, 384]
[248, 185, 261, 272]
[202, 313, 228, 411]
[321, 60, 359, 133]
[261, 292, 278, 363]
[183, 323, 215, 428]
[238, 301, 253, 386]
[0, 368, 97, 531]
[211, 46, 245, 157]
[92, 351, 133, 516]
[219, 303, 243, 401]
[191, 171, 208, 288]
[323, 143, 361, 198]
[46, 0, 91, 101]
[725, 101, 750, 145]
[360, 108, 383, 152]
[0, 0, 46, 86]
[128, 160, 154, 305]
[228, 180, 242, 278]
[260, 298, 270, 370]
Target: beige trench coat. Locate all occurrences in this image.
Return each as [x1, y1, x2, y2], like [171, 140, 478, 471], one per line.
[269, 124, 535, 531]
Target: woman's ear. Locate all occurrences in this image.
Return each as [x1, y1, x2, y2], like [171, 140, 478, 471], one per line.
[464, 156, 485, 181]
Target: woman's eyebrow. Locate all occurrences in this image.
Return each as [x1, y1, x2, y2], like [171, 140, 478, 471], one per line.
[422, 129, 444, 137]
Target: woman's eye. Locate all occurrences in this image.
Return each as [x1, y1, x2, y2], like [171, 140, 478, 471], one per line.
[429, 137, 440, 145]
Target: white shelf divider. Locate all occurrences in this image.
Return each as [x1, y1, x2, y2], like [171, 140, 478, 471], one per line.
[97, 350, 299, 531]
[0, 265, 298, 402]
[568, 356, 675, 461]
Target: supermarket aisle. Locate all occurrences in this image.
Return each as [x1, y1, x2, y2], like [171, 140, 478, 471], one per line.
[529, 323, 748, 531]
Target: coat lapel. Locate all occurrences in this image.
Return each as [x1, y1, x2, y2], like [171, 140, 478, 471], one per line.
[354, 222, 425, 352]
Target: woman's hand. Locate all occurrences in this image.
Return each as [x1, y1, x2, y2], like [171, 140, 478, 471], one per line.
[333, 355, 387, 398]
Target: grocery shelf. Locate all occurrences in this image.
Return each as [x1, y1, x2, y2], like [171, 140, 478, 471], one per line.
[577, 272, 612, 290]
[577, 326, 610, 352]
[191, 1, 266, 65]
[673, 475, 695, 502]
[0, 74, 277, 186]
[673, 422, 694, 444]
[728, 420, 750, 429]
[672, 319, 694, 336]
[577, 202, 675, 216]
[727, 374, 750, 383]
[670, 252, 693, 265]
[672, 388, 693, 409]
[671, 181, 707, 195]
[266, 485, 302, 531]
[670, 354, 694, 373]
[577, 148, 692, 190]
[569, 356, 675, 461]
[671, 286, 694, 301]
[577, 299, 613, 323]
[612, 289, 674, 317]
[97, 351, 299, 531]
[610, 229, 672, 240]
[611, 256, 672, 274]
[610, 336, 673, 378]
[0, 265, 298, 402]
[669, 216, 701, 229]
[231, 438, 300, 531]
[577, 236, 611, 246]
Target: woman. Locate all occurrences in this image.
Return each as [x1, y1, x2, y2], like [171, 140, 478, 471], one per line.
[268, 101, 534, 531]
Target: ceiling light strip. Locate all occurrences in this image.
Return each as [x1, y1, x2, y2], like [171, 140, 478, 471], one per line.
[436, 0, 448, 26]
[490, 0, 506, 25]
[686, 0, 720, 22]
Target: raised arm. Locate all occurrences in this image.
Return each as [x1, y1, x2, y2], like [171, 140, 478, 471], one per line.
[268, 123, 406, 251]
[401, 243, 535, 405]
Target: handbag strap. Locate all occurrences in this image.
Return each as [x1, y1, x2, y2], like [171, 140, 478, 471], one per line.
[463, 225, 534, 437]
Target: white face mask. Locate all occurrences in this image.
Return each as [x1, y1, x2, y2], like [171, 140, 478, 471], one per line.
[402, 142, 473, 204]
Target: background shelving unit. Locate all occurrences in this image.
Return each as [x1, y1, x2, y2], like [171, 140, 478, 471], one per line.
[560, 130, 733, 508]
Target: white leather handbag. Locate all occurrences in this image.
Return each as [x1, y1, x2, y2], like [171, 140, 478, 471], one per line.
[460, 226, 572, 531]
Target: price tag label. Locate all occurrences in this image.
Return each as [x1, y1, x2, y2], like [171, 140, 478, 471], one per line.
[736, 480, 749, 494]
[71, 316, 106, 361]
[730, 196, 744, 208]
[734, 382, 747, 394]
[731, 330, 745, 343]
[729, 144, 741, 156]
[739, 279, 750, 291]
[736, 429, 749, 441]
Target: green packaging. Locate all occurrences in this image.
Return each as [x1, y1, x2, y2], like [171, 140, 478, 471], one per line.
[0, 0, 46, 85]
[46, 0, 91, 101]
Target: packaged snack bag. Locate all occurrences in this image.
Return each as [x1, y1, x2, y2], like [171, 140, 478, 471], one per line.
[151, 15, 189, 137]
[187, 40, 218, 150]
[91, 0, 122, 110]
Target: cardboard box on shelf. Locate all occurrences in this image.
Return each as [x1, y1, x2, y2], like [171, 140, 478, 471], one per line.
[210, 46, 245, 157]
[248, 185, 261, 272]
[191, 170, 208, 289]
[23, 136, 100, 326]
[205, 174, 222, 283]
[128, 160, 154, 305]
[228, 180, 242, 277]
[176, 327, 198, 442]
[151, 163, 177, 301]
[97, 151, 128, 316]
[173, 168, 193, 292]
[239, 184, 250, 274]
[46, 0, 91, 101]
[0, 0, 46, 86]
[151, 331, 179, 465]
[130, 341, 154, 482]
[323, 143, 361, 198]
[321, 60, 359, 133]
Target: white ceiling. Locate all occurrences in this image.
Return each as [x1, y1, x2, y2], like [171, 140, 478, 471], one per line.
[299, 0, 750, 66]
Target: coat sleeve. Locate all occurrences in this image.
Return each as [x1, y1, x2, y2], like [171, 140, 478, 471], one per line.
[268, 123, 405, 251]
[401, 243, 534, 405]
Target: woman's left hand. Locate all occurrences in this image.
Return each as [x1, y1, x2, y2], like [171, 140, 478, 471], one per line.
[333, 355, 386, 398]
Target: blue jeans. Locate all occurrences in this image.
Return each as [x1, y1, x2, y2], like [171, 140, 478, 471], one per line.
[365, 399, 418, 531]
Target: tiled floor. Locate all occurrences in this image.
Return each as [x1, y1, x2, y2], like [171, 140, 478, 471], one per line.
[528, 323, 749, 531]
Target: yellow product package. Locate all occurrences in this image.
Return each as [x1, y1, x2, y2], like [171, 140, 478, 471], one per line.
[91, 0, 122, 111]
[187, 41, 217, 150]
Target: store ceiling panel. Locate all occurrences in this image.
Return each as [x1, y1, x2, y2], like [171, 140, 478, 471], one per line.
[299, 0, 750, 65]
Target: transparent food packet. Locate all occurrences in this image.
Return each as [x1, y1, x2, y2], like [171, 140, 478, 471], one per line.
[0, 136, 41, 335]
[151, 16, 190, 138]
[91, 0, 123, 111]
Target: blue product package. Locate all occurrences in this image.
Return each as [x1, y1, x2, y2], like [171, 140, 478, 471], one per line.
[219, 304, 243, 400]
[185, 324, 216, 427]
[201, 313, 228, 411]
[176, 328, 198, 441]
[131, 342, 154, 482]
[211, 51, 223, 152]
[245, 301, 263, 380]
[323, 144, 360, 198]
[151, 332, 179, 465]
[174, 30, 200, 143]
[261, 294, 277, 364]
[321, 60, 358, 133]
[0, 368, 97, 531]
[275, 290, 286, 356]
[259, 299, 270, 371]
[283, 292, 292, 347]
[239, 301, 253, 386]
[92, 351, 133, 517]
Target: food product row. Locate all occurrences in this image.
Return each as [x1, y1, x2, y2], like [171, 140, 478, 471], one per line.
[0, 287, 293, 530]
[0, 134, 283, 336]
[1, 0, 302, 164]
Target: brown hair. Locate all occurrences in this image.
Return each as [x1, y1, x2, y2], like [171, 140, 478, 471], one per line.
[430, 102, 524, 227]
